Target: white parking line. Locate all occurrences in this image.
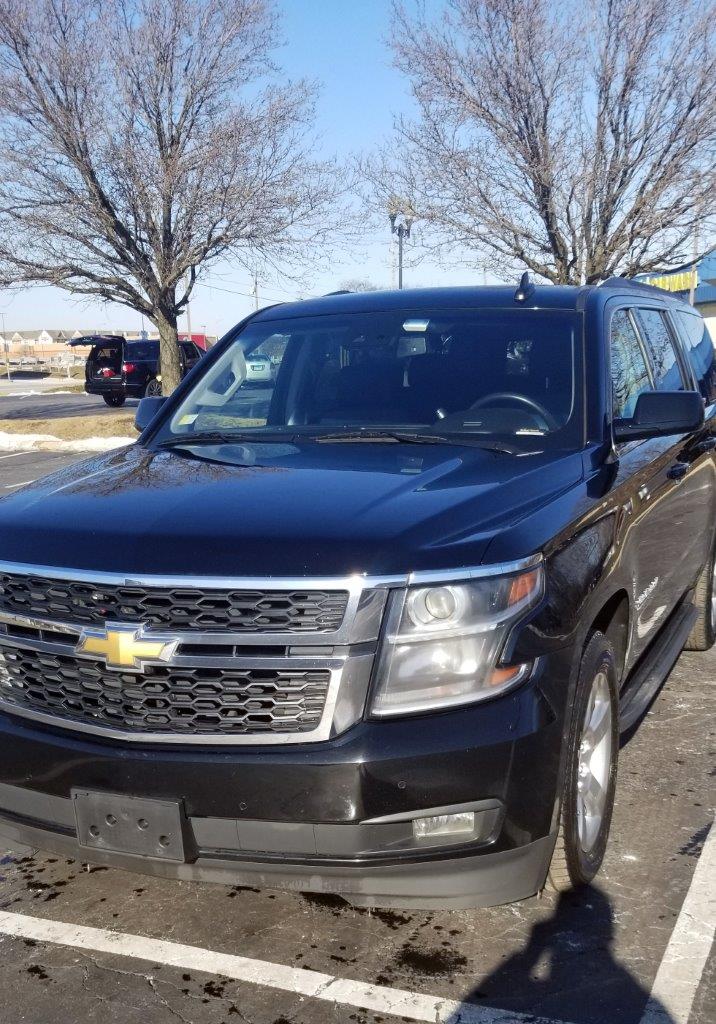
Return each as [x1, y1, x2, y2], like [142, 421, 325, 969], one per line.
[0, 452, 25, 460]
[639, 819, 716, 1024]
[0, 909, 567, 1024]
[3, 480, 35, 489]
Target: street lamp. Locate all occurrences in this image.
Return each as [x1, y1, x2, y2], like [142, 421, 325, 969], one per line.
[389, 208, 414, 290]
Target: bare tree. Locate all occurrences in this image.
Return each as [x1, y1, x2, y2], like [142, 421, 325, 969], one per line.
[368, 0, 716, 284]
[0, 0, 342, 391]
[338, 278, 382, 292]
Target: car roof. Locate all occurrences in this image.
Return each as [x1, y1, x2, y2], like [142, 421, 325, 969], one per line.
[253, 280, 692, 323]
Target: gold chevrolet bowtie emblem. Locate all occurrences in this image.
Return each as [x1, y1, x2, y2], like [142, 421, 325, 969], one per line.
[76, 624, 177, 672]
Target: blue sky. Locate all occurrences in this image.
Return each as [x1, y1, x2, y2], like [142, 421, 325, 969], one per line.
[0, 0, 472, 338]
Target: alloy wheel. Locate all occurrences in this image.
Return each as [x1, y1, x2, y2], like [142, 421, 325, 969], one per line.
[576, 670, 613, 854]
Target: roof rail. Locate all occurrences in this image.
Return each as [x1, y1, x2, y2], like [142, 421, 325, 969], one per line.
[323, 289, 352, 296]
[598, 276, 682, 299]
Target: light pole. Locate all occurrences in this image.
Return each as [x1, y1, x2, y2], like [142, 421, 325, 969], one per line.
[389, 209, 414, 290]
[1, 311, 9, 381]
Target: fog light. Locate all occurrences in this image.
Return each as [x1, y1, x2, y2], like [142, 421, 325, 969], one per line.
[412, 811, 475, 839]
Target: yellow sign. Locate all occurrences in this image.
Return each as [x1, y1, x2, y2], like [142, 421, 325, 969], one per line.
[641, 271, 697, 293]
[76, 624, 175, 670]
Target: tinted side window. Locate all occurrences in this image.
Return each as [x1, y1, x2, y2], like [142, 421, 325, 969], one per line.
[126, 342, 159, 361]
[610, 310, 652, 418]
[635, 309, 684, 391]
[673, 311, 716, 402]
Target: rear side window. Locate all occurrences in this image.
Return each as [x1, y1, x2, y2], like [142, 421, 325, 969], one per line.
[635, 309, 684, 391]
[673, 310, 716, 402]
[126, 342, 159, 360]
[610, 310, 652, 418]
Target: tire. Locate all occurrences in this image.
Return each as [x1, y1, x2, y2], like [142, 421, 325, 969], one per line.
[547, 631, 619, 892]
[684, 547, 716, 651]
[145, 378, 162, 398]
[102, 393, 126, 407]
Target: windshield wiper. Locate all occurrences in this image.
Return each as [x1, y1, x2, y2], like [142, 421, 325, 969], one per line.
[311, 429, 452, 445]
[310, 429, 517, 453]
[158, 431, 291, 448]
[158, 428, 520, 455]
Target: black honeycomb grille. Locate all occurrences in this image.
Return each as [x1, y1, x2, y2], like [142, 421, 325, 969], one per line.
[0, 573, 348, 633]
[0, 648, 330, 736]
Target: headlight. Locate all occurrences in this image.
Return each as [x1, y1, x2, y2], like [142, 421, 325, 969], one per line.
[371, 565, 543, 717]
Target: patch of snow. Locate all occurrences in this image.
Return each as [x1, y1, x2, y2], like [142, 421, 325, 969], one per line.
[0, 431, 133, 453]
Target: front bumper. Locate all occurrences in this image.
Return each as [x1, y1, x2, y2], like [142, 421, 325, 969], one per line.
[0, 661, 569, 908]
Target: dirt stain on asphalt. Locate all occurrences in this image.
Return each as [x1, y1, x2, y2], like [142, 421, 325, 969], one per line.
[26, 965, 50, 981]
[377, 944, 469, 985]
[300, 892, 345, 911]
[203, 978, 227, 998]
[300, 892, 414, 930]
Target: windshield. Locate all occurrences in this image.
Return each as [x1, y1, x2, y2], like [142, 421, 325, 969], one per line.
[154, 308, 583, 450]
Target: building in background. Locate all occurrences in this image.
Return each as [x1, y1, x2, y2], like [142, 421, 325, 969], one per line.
[637, 247, 716, 339]
[0, 328, 217, 363]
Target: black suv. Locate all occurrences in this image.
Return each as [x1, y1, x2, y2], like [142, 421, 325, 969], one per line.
[74, 334, 204, 406]
[0, 280, 713, 908]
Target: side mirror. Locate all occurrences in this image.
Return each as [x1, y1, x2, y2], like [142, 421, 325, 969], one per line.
[613, 390, 704, 443]
[135, 396, 167, 433]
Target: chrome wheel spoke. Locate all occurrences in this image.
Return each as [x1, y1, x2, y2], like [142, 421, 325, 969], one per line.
[584, 699, 610, 749]
[581, 772, 605, 819]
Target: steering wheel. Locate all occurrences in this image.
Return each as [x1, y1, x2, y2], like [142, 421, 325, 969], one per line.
[467, 392, 559, 431]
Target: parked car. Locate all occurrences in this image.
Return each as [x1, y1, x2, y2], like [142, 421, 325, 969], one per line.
[72, 335, 204, 406]
[244, 353, 273, 386]
[0, 279, 714, 908]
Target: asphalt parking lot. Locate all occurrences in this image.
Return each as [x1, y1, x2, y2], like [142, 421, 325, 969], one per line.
[0, 381, 272, 423]
[0, 388, 139, 421]
[0, 450, 714, 1024]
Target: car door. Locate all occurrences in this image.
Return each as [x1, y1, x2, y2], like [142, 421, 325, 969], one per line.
[668, 306, 716, 570]
[608, 306, 694, 661]
[180, 342, 201, 376]
[631, 306, 710, 648]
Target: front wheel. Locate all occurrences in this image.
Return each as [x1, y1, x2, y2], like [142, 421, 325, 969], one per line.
[145, 378, 162, 398]
[547, 632, 619, 891]
[102, 393, 126, 407]
[684, 547, 716, 651]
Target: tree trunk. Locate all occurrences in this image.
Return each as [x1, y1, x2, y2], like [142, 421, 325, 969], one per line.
[154, 308, 182, 395]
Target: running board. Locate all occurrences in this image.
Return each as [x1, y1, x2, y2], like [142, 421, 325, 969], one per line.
[619, 601, 698, 733]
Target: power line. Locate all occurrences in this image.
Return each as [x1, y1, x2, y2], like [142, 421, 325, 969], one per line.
[195, 279, 321, 304]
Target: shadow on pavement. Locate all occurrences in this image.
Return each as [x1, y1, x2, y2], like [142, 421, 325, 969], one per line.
[448, 887, 673, 1024]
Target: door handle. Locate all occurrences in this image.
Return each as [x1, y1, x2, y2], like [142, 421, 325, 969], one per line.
[667, 462, 689, 481]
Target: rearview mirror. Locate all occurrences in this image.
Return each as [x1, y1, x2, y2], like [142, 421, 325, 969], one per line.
[613, 391, 704, 443]
[135, 396, 166, 433]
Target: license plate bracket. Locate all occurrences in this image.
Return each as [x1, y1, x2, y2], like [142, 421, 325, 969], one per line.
[73, 790, 187, 862]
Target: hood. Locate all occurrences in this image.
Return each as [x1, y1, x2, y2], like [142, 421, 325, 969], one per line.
[0, 442, 583, 577]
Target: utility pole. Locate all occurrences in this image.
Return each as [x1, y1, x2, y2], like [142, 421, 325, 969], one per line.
[389, 208, 415, 289]
[252, 271, 259, 311]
